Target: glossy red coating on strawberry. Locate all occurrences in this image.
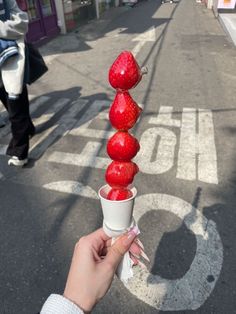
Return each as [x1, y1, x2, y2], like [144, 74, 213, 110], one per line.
[107, 188, 133, 201]
[105, 161, 139, 188]
[107, 131, 140, 161]
[109, 91, 142, 130]
[108, 51, 142, 90]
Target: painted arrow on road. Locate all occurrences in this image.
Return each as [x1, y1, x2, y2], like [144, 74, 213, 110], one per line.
[132, 26, 156, 57]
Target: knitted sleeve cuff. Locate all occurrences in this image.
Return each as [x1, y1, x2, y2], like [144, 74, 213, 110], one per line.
[40, 294, 84, 314]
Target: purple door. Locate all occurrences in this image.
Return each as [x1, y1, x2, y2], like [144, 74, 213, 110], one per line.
[26, 0, 59, 44]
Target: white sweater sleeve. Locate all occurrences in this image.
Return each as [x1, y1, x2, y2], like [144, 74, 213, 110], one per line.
[0, 0, 28, 40]
[40, 294, 84, 314]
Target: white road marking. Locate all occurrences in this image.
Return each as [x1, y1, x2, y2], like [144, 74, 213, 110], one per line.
[30, 96, 51, 113]
[41, 98, 221, 310]
[106, 28, 128, 38]
[125, 193, 223, 311]
[29, 98, 71, 156]
[177, 108, 218, 184]
[69, 100, 114, 141]
[70, 120, 114, 139]
[48, 142, 110, 169]
[48, 100, 113, 166]
[198, 109, 218, 184]
[0, 97, 88, 160]
[149, 106, 181, 127]
[70, 100, 111, 137]
[0, 96, 50, 137]
[30, 99, 88, 159]
[43, 180, 99, 199]
[40, 178, 224, 311]
[32, 98, 70, 127]
[177, 108, 197, 181]
[134, 127, 176, 174]
[132, 26, 156, 57]
[29, 124, 58, 159]
[48, 104, 218, 184]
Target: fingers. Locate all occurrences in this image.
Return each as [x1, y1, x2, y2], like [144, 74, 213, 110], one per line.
[130, 238, 150, 269]
[81, 228, 111, 255]
[88, 228, 111, 243]
[104, 226, 139, 270]
[94, 228, 150, 272]
[135, 238, 145, 250]
[130, 241, 141, 256]
[101, 240, 139, 257]
[101, 238, 150, 266]
[130, 254, 139, 266]
[129, 254, 148, 269]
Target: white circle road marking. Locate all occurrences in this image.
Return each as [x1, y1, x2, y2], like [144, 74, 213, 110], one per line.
[125, 193, 223, 311]
[43, 181, 99, 199]
[42, 182, 223, 310]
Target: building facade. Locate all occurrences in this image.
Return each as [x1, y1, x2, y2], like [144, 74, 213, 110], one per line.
[18, 0, 120, 44]
[17, 0, 60, 44]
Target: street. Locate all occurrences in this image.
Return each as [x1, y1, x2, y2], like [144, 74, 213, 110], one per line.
[0, 0, 236, 313]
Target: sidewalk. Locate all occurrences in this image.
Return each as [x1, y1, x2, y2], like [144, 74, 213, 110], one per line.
[219, 13, 236, 46]
[195, 0, 236, 46]
[39, 5, 130, 61]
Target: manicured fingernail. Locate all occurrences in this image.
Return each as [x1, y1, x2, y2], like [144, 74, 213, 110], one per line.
[128, 226, 140, 238]
[131, 252, 140, 260]
[135, 238, 145, 250]
[123, 226, 140, 245]
[138, 260, 148, 270]
[140, 249, 150, 263]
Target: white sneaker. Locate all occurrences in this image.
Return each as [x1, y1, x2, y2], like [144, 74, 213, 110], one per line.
[8, 156, 28, 167]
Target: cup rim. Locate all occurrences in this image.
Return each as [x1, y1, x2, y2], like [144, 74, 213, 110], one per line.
[98, 184, 137, 203]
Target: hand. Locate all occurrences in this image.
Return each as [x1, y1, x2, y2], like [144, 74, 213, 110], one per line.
[63, 227, 142, 312]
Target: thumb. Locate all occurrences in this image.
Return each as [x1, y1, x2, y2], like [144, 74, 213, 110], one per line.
[104, 226, 139, 271]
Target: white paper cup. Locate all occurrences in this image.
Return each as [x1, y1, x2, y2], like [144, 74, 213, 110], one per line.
[98, 184, 137, 231]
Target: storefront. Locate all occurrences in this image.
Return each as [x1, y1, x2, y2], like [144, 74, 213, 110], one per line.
[17, 0, 120, 43]
[23, 0, 60, 44]
[208, 0, 236, 12]
[63, 0, 97, 31]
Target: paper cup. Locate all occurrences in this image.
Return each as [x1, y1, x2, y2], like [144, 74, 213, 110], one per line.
[98, 185, 137, 232]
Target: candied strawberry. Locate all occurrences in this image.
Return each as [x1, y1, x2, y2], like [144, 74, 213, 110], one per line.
[105, 161, 139, 188]
[109, 91, 142, 130]
[108, 51, 148, 91]
[107, 188, 133, 201]
[107, 131, 140, 161]
[108, 51, 143, 90]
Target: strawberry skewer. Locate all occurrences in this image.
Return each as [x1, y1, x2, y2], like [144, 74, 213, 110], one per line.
[98, 51, 147, 282]
[105, 51, 146, 201]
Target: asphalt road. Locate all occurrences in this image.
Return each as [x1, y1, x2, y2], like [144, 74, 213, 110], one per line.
[0, 0, 236, 313]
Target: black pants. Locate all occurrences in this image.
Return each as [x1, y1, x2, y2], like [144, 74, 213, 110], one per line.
[0, 85, 35, 159]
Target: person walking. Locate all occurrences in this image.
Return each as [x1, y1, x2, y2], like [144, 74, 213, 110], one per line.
[0, 0, 35, 166]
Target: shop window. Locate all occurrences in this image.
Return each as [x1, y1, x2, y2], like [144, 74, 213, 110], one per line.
[26, 0, 38, 20]
[40, 0, 53, 16]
